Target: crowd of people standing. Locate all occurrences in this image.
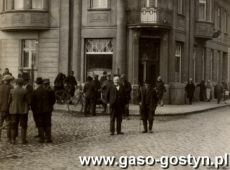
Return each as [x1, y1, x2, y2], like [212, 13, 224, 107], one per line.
[185, 78, 229, 104]
[0, 68, 55, 144]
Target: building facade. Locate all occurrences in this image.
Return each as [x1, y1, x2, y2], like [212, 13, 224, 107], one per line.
[0, 0, 230, 104]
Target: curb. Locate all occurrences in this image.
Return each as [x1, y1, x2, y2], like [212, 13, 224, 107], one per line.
[54, 103, 230, 117]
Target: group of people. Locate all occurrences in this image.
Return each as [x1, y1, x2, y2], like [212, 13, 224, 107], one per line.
[0, 68, 55, 144]
[83, 72, 132, 118]
[185, 78, 229, 104]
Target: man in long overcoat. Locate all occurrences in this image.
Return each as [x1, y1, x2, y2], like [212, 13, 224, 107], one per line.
[31, 78, 55, 143]
[185, 78, 196, 104]
[0, 75, 13, 142]
[106, 75, 125, 135]
[138, 82, 158, 133]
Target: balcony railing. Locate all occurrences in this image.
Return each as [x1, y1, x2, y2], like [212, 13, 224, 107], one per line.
[128, 7, 172, 28]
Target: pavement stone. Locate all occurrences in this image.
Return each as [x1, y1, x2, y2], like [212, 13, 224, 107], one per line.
[0, 107, 229, 170]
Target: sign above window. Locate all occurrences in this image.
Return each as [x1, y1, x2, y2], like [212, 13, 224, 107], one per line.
[86, 39, 113, 54]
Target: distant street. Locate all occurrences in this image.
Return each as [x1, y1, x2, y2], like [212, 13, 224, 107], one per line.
[0, 107, 230, 170]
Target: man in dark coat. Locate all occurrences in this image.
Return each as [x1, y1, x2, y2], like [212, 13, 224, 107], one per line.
[31, 77, 43, 138]
[197, 80, 206, 101]
[138, 82, 158, 133]
[214, 82, 224, 104]
[185, 78, 196, 104]
[83, 76, 95, 116]
[106, 75, 126, 135]
[43, 79, 56, 142]
[101, 74, 113, 113]
[120, 74, 132, 119]
[91, 75, 101, 115]
[65, 71, 77, 97]
[31, 78, 55, 143]
[0, 75, 13, 142]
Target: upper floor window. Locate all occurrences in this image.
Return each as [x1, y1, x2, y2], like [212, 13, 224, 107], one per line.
[142, 0, 157, 8]
[14, 0, 24, 10]
[177, 0, 184, 14]
[32, 0, 44, 9]
[223, 10, 228, 33]
[91, 0, 108, 9]
[175, 42, 183, 82]
[199, 0, 207, 20]
[215, 8, 221, 30]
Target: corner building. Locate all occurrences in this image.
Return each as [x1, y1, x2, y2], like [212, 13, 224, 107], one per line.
[0, 0, 230, 104]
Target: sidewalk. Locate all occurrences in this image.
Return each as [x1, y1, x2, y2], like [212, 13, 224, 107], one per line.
[54, 100, 230, 116]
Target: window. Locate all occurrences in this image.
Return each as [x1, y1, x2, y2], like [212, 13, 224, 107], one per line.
[32, 0, 44, 9]
[199, 0, 207, 20]
[193, 47, 197, 82]
[85, 39, 113, 78]
[14, 0, 24, 9]
[175, 43, 182, 82]
[177, 0, 183, 14]
[215, 8, 221, 30]
[21, 40, 37, 69]
[145, 0, 157, 8]
[210, 49, 214, 81]
[223, 11, 228, 33]
[91, 0, 108, 9]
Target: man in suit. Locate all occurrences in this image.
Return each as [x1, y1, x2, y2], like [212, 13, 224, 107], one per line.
[106, 75, 125, 135]
[9, 78, 29, 144]
[42, 79, 56, 143]
[120, 74, 132, 119]
[138, 82, 158, 133]
[0, 75, 13, 142]
[32, 78, 56, 143]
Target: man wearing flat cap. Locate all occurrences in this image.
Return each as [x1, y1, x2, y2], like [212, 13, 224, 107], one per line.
[9, 78, 29, 144]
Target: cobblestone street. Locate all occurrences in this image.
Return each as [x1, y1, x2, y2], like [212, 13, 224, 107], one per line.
[0, 107, 230, 170]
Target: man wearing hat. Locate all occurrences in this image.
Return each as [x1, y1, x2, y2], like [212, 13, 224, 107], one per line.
[42, 79, 55, 143]
[31, 77, 44, 140]
[32, 78, 56, 143]
[0, 75, 13, 142]
[138, 81, 158, 133]
[9, 78, 29, 144]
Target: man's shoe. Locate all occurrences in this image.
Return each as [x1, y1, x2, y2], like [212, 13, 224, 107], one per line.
[110, 133, 114, 136]
[142, 131, 147, 133]
[149, 130, 153, 133]
[117, 132, 124, 135]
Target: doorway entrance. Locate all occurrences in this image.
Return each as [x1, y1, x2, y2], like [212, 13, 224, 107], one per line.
[139, 38, 160, 85]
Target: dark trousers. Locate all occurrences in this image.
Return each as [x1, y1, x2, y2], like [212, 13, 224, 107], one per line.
[0, 112, 10, 140]
[110, 105, 123, 134]
[188, 97, 193, 104]
[37, 112, 52, 142]
[10, 114, 28, 142]
[84, 98, 96, 115]
[141, 106, 155, 131]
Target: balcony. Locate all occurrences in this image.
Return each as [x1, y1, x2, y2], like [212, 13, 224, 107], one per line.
[194, 21, 215, 40]
[128, 7, 173, 29]
[0, 10, 49, 30]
